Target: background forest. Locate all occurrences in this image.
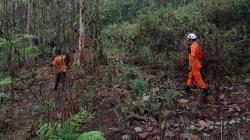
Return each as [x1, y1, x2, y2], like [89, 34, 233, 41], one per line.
[0, 0, 250, 140]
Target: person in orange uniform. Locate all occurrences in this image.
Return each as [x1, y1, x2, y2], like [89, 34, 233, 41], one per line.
[185, 33, 208, 102]
[51, 50, 70, 91]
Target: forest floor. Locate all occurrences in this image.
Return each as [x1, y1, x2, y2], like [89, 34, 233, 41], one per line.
[0, 58, 250, 140]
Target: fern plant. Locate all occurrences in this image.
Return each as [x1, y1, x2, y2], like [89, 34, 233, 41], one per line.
[36, 109, 91, 140]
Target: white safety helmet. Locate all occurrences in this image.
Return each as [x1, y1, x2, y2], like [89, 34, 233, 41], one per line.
[187, 33, 197, 40]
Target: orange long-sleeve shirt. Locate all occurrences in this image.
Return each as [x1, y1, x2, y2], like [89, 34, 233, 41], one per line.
[188, 42, 202, 69]
[52, 54, 69, 72]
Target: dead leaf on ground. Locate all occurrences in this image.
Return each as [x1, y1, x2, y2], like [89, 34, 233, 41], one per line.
[148, 135, 160, 140]
[174, 123, 180, 128]
[229, 104, 241, 112]
[179, 99, 189, 104]
[219, 94, 225, 100]
[149, 118, 158, 127]
[180, 133, 202, 140]
[161, 120, 165, 130]
[143, 95, 150, 102]
[144, 126, 154, 132]
[179, 99, 189, 108]
[180, 133, 191, 140]
[108, 127, 121, 132]
[191, 134, 202, 140]
[138, 132, 149, 139]
[99, 89, 110, 98]
[165, 130, 175, 137]
[197, 120, 213, 129]
[134, 127, 143, 133]
[151, 87, 160, 95]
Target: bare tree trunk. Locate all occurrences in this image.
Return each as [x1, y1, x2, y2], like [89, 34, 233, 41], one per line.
[26, 0, 33, 34]
[92, 0, 100, 81]
[92, 0, 98, 51]
[71, 0, 75, 18]
[55, 0, 61, 45]
[73, 0, 86, 66]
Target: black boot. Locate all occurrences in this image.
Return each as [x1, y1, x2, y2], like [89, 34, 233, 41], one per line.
[185, 86, 192, 94]
[200, 88, 208, 103]
[202, 88, 208, 96]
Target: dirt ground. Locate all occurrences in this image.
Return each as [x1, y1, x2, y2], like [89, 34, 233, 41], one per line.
[0, 62, 250, 140]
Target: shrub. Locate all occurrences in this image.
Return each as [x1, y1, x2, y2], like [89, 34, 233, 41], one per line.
[130, 79, 146, 97]
[102, 0, 250, 77]
[36, 110, 91, 140]
[150, 89, 178, 110]
[161, 89, 178, 108]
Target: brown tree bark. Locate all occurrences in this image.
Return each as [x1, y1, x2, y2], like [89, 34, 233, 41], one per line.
[73, 0, 86, 66]
[26, 0, 33, 34]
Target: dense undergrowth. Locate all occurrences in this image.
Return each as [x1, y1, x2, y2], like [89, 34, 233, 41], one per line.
[102, 0, 250, 79]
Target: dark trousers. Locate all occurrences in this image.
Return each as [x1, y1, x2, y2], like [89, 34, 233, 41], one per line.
[54, 72, 66, 90]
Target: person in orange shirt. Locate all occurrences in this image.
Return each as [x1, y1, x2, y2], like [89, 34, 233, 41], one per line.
[51, 49, 70, 91]
[185, 33, 208, 102]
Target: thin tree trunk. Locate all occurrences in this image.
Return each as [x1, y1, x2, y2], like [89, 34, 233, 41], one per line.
[55, 0, 61, 45]
[74, 0, 86, 66]
[92, 0, 101, 81]
[71, 0, 75, 18]
[92, 0, 98, 51]
[26, 0, 33, 34]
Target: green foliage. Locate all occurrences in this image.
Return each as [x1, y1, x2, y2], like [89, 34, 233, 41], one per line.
[21, 46, 38, 55]
[100, 0, 145, 25]
[146, 89, 178, 118]
[131, 79, 146, 97]
[36, 110, 91, 140]
[77, 131, 106, 140]
[0, 34, 38, 72]
[0, 92, 10, 100]
[68, 110, 91, 129]
[102, 22, 139, 41]
[0, 2, 3, 13]
[102, 0, 250, 75]
[0, 77, 13, 85]
[36, 123, 59, 140]
[119, 99, 132, 130]
[161, 89, 178, 107]
[181, 117, 193, 133]
[0, 34, 34, 49]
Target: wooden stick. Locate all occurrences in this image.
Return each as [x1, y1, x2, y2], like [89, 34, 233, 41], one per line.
[220, 119, 224, 140]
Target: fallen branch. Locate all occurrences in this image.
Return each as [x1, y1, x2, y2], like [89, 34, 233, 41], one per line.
[127, 112, 148, 122]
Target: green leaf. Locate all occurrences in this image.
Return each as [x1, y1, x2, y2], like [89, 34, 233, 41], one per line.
[77, 131, 106, 140]
[0, 77, 13, 85]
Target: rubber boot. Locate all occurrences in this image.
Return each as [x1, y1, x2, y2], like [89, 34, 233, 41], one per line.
[202, 88, 208, 96]
[200, 88, 208, 103]
[185, 86, 192, 94]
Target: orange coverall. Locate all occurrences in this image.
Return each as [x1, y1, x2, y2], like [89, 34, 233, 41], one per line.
[187, 42, 207, 89]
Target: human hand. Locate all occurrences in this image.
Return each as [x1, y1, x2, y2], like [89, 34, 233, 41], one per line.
[188, 66, 192, 72]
